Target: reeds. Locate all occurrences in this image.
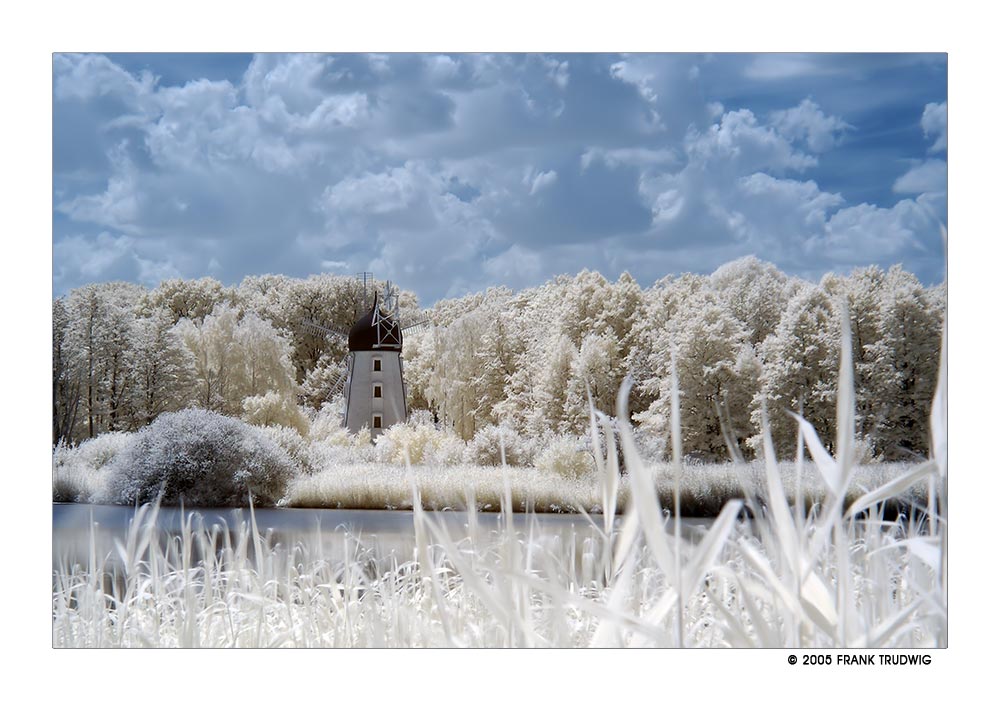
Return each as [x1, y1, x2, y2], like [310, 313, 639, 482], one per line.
[52, 306, 946, 647]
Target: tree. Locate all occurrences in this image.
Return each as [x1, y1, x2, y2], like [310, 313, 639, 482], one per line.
[59, 283, 145, 442]
[709, 256, 790, 348]
[425, 316, 482, 440]
[273, 274, 367, 382]
[145, 277, 231, 324]
[126, 308, 196, 426]
[874, 266, 944, 459]
[532, 334, 577, 435]
[634, 288, 750, 460]
[757, 279, 840, 457]
[565, 332, 623, 432]
[52, 298, 80, 445]
[176, 304, 298, 416]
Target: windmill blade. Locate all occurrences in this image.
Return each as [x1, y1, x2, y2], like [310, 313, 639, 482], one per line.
[326, 357, 351, 401]
[399, 312, 431, 332]
[300, 319, 349, 343]
[401, 322, 430, 337]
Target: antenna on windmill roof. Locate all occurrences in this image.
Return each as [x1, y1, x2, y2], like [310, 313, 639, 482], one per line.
[355, 272, 373, 312]
[383, 279, 401, 321]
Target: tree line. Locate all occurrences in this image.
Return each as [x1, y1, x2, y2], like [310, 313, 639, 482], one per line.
[53, 258, 945, 462]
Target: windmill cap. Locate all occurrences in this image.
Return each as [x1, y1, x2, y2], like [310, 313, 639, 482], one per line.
[348, 291, 403, 351]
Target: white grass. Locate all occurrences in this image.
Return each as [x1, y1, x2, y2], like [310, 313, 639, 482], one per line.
[281, 459, 925, 515]
[52, 307, 947, 648]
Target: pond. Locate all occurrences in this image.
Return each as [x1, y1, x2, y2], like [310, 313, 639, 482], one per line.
[52, 502, 717, 569]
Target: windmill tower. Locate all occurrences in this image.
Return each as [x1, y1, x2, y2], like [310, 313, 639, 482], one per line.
[303, 276, 427, 441]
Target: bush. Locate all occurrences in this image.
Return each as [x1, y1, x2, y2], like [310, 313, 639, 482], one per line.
[259, 424, 313, 473]
[534, 436, 596, 479]
[375, 423, 463, 466]
[308, 403, 352, 446]
[426, 430, 466, 466]
[100, 409, 297, 507]
[52, 432, 136, 502]
[242, 391, 309, 435]
[463, 424, 535, 467]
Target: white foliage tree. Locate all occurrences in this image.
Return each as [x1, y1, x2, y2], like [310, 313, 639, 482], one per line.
[757, 278, 840, 456]
[126, 308, 196, 426]
[176, 304, 298, 416]
[875, 266, 944, 459]
[59, 283, 145, 441]
[709, 256, 790, 347]
[565, 332, 623, 432]
[635, 288, 750, 461]
[145, 277, 231, 324]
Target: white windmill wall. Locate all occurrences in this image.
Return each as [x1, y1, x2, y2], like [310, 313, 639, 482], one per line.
[344, 350, 407, 440]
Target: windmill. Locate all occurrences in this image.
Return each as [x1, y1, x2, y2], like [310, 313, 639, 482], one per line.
[303, 275, 429, 441]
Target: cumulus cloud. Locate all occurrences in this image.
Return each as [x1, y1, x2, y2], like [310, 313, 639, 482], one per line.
[525, 168, 558, 196]
[53, 52, 947, 301]
[813, 198, 939, 266]
[921, 101, 947, 153]
[893, 159, 947, 195]
[685, 109, 818, 174]
[53, 53, 155, 104]
[53, 232, 181, 291]
[769, 99, 851, 152]
[610, 60, 659, 104]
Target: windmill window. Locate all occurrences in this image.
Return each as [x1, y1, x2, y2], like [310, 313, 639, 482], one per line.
[373, 358, 382, 372]
[373, 383, 383, 398]
[372, 414, 382, 429]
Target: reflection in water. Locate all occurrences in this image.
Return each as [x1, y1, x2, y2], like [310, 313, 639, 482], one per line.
[52, 502, 716, 570]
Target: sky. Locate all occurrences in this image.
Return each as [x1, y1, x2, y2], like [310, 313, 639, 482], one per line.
[52, 52, 947, 304]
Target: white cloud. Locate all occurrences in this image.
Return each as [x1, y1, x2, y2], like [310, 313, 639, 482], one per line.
[53, 53, 155, 104]
[53, 231, 181, 290]
[743, 54, 834, 81]
[581, 147, 677, 170]
[322, 163, 424, 217]
[525, 168, 558, 196]
[57, 143, 143, 233]
[424, 54, 461, 82]
[893, 159, 947, 195]
[53, 53, 947, 300]
[610, 60, 658, 103]
[540, 56, 570, 90]
[314, 160, 500, 301]
[769, 99, 850, 152]
[921, 102, 947, 153]
[685, 109, 818, 174]
[813, 199, 937, 264]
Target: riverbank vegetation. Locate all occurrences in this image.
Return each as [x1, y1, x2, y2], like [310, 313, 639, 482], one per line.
[52, 308, 947, 647]
[53, 405, 926, 515]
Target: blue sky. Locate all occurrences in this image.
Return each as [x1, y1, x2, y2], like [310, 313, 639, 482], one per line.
[52, 53, 946, 303]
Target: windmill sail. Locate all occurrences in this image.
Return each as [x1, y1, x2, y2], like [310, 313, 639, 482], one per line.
[300, 319, 350, 343]
[326, 357, 351, 401]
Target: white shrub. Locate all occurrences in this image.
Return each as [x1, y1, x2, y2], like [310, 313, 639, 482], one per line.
[304, 406, 376, 468]
[534, 435, 596, 479]
[100, 409, 297, 507]
[309, 403, 352, 446]
[375, 423, 449, 465]
[464, 424, 535, 467]
[242, 391, 309, 435]
[259, 424, 312, 473]
[425, 430, 466, 466]
[52, 432, 135, 502]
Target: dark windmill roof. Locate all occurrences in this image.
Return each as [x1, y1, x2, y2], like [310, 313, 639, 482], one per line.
[348, 292, 403, 352]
